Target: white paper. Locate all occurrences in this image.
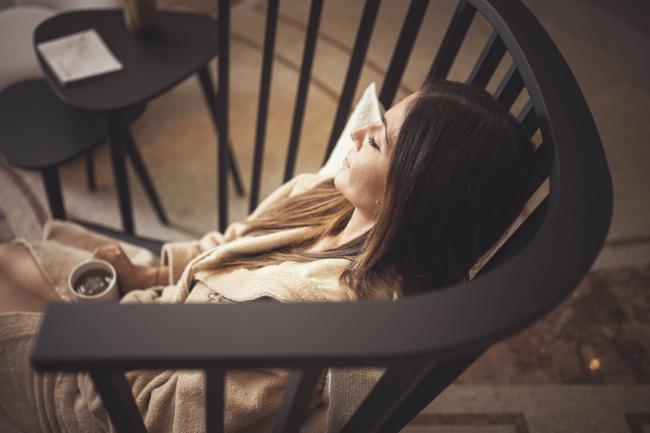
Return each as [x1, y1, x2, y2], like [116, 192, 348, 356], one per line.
[36, 29, 123, 85]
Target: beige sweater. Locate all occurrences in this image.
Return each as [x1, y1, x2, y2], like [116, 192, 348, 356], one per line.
[0, 173, 386, 433]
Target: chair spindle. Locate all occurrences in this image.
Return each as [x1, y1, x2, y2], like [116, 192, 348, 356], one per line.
[89, 370, 147, 433]
[494, 62, 524, 110]
[475, 110, 550, 278]
[271, 368, 323, 433]
[323, 0, 382, 165]
[477, 194, 549, 277]
[467, 30, 506, 88]
[525, 140, 552, 200]
[339, 363, 435, 433]
[376, 351, 485, 433]
[216, 0, 231, 231]
[517, 99, 537, 140]
[283, 0, 324, 183]
[206, 369, 226, 433]
[250, 0, 280, 212]
[378, 0, 430, 109]
[426, 0, 476, 81]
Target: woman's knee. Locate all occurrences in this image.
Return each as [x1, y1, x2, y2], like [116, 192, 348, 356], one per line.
[0, 242, 25, 272]
[0, 242, 58, 301]
[0, 273, 48, 313]
[0, 242, 29, 270]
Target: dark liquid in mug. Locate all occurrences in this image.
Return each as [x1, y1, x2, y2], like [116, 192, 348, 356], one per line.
[74, 269, 113, 296]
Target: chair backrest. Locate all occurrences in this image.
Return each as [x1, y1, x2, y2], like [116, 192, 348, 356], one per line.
[32, 1, 613, 433]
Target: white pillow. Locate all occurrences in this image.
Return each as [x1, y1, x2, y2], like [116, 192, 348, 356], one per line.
[319, 82, 385, 177]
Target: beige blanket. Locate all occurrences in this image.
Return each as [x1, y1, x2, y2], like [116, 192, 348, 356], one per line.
[0, 173, 385, 433]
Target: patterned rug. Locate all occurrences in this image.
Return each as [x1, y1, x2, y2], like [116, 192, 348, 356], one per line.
[408, 385, 650, 433]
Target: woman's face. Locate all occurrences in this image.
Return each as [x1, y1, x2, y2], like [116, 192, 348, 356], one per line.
[334, 92, 419, 219]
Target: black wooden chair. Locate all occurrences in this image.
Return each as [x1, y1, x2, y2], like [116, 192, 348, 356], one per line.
[31, 0, 613, 432]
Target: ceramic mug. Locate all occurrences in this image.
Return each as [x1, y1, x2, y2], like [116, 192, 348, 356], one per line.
[123, 0, 158, 37]
[68, 259, 120, 302]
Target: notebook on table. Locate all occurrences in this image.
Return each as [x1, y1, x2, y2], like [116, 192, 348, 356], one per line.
[36, 29, 124, 87]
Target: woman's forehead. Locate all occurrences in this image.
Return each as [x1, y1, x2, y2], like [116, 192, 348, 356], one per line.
[385, 92, 419, 148]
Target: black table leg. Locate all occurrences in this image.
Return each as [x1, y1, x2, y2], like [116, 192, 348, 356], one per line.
[197, 65, 245, 197]
[41, 166, 66, 220]
[103, 111, 134, 235]
[225, 138, 245, 197]
[85, 151, 96, 191]
[124, 129, 169, 224]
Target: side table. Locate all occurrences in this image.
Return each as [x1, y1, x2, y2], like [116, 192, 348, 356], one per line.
[34, 8, 244, 235]
[0, 79, 150, 221]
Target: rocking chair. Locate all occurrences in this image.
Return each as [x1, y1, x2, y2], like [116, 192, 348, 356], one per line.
[31, 0, 613, 432]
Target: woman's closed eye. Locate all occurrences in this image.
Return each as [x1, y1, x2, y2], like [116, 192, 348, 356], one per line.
[368, 135, 380, 150]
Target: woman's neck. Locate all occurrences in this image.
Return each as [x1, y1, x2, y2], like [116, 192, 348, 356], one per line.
[332, 208, 375, 247]
[300, 209, 374, 254]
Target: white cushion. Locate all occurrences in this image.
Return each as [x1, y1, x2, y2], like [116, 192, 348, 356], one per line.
[13, 0, 121, 10]
[0, 6, 56, 91]
[0, 0, 122, 91]
[319, 82, 385, 177]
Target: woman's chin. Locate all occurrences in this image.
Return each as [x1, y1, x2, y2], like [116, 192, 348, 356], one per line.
[333, 169, 346, 192]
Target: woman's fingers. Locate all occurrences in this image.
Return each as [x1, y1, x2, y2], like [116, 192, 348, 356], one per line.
[92, 243, 122, 260]
[88, 244, 145, 294]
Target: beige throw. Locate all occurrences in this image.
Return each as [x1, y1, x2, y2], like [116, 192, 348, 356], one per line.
[0, 173, 386, 433]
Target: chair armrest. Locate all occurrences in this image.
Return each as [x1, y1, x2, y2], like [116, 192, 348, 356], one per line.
[30, 299, 487, 372]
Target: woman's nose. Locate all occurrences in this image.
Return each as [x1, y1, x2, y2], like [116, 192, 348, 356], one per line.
[350, 126, 365, 151]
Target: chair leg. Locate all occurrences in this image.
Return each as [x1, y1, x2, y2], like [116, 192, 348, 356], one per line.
[196, 66, 246, 197]
[40, 166, 66, 220]
[123, 130, 169, 225]
[85, 151, 96, 191]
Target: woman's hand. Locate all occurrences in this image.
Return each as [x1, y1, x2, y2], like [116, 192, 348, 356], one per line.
[92, 243, 158, 295]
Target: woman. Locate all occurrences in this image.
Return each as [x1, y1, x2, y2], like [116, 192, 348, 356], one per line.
[0, 79, 535, 433]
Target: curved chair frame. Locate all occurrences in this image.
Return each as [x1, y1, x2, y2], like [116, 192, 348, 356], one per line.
[31, 1, 613, 432]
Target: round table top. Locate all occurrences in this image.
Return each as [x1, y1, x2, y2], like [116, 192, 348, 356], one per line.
[34, 9, 218, 111]
[0, 79, 144, 169]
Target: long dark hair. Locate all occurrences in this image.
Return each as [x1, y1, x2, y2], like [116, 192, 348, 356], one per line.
[210, 79, 535, 300]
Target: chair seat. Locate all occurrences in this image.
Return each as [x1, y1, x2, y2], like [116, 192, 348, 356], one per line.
[0, 79, 144, 170]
